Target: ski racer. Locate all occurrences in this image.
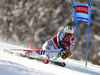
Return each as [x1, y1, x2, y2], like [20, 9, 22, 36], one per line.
[26, 26, 75, 60]
[41, 26, 75, 59]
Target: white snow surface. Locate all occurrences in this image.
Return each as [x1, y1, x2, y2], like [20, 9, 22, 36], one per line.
[0, 42, 100, 75]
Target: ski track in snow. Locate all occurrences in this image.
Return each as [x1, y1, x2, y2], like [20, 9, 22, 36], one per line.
[0, 42, 100, 75]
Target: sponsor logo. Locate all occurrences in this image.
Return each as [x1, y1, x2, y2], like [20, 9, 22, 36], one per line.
[77, 17, 88, 23]
[75, 5, 89, 14]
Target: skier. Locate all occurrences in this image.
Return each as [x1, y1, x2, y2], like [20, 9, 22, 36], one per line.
[26, 26, 75, 60]
[41, 26, 75, 59]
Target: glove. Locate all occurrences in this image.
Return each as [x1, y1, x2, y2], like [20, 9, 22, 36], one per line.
[61, 55, 67, 59]
[61, 50, 72, 60]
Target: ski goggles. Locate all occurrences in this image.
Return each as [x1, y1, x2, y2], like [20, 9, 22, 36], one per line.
[65, 33, 73, 37]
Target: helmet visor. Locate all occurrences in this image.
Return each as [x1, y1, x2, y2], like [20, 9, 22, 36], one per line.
[65, 33, 73, 37]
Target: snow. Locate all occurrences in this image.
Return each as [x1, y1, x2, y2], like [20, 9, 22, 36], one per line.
[0, 42, 100, 75]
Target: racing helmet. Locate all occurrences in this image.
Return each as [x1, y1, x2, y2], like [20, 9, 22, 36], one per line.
[64, 26, 74, 34]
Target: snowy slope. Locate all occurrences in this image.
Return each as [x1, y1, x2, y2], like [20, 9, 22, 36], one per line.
[0, 42, 100, 75]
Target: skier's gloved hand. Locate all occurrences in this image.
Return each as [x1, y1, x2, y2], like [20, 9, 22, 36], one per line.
[61, 54, 67, 59]
[61, 50, 72, 60]
[65, 50, 71, 56]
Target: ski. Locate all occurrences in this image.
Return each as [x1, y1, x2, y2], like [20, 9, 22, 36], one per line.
[19, 53, 66, 67]
[44, 59, 66, 67]
[4, 49, 66, 67]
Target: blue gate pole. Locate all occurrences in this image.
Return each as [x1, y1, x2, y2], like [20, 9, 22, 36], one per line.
[71, 0, 78, 39]
[75, 18, 78, 39]
[90, 0, 92, 5]
[71, 0, 74, 8]
[85, 0, 92, 67]
[85, 25, 90, 67]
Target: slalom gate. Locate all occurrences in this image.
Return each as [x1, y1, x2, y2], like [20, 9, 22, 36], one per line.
[71, 0, 92, 67]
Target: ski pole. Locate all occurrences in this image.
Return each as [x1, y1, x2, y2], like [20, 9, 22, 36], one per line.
[53, 56, 59, 61]
[53, 50, 62, 61]
[11, 49, 59, 52]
